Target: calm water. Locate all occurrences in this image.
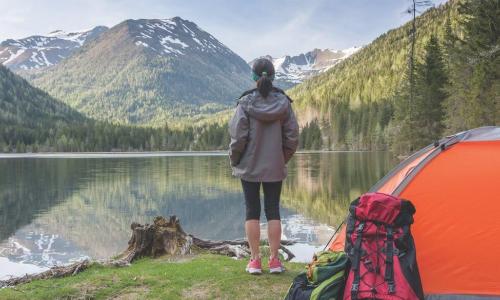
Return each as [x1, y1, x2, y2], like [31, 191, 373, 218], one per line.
[0, 152, 395, 279]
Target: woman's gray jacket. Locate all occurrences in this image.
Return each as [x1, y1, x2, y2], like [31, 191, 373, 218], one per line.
[228, 89, 299, 182]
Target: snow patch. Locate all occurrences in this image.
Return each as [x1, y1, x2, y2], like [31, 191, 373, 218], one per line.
[139, 32, 153, 39]
[342, 46, 362, 56]
[1, 27, 105, 69]
[161, 19, 177, 27]
[192, 37, 203, 47]
[40, 50, 52, 66]
[135, 41, 150, 48]
[162, 45, 183, 55]
[160, 36, 188, 48]
[182, 23, 197, 37]
[3, 48, 25, 64]
[252, 46, 363, 85]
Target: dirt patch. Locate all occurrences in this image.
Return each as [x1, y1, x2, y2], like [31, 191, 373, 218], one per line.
[235, 279, 289, 300]
[109, 286, 150, 300]
[72, 282, 102, 299]
[157, 254, 197, 263]
[182, 282, 220, 300]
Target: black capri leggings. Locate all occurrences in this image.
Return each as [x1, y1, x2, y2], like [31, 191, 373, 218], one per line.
[241, 179, 282, 221]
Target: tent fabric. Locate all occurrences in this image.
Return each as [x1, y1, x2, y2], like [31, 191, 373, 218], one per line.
[369, 144, 435, 194]
[459, 126, 500, 141]
[398, 140, 500, 296]
[327, 127, 500, 299]
[328, 223, 346, 252]
[376, 147, 434, 195]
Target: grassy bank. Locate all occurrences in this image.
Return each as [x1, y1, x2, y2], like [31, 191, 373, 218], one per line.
[0, 255, 305, 299]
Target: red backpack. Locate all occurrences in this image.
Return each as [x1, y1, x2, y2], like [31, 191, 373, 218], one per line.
[344, 193, 424, 300]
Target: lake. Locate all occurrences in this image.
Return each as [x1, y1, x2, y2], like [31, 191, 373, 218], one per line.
[0, 152, 395, 279]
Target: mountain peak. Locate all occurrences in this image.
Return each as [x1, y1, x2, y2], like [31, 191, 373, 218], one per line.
[30, 17, 252, 125]
[249, 47, 362, 89]
[0, 26, 108, 71]
[46, 26, 108, 40]
[125, 17, 233, 57]
[47, 29, 66, 37]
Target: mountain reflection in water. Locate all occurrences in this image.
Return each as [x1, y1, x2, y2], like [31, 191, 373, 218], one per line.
[0, 152, 395, 278]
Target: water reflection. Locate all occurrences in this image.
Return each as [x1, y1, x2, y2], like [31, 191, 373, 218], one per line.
[0, 152, 395, 277]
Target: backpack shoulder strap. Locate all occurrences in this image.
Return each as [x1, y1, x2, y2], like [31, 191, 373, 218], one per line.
[272, 87, 293, 103]
[237, 87, 293, 103]
[351, 222, 365, 299]
[237, 88, 257, 100]
[385, 225, 396, 294]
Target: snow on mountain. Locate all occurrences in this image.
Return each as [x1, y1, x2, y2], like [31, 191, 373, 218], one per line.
[30, 17, 252, 124]
[0, 26, 108, 71]
[128, 17, 236, 57]
[249, 47, 362, 89]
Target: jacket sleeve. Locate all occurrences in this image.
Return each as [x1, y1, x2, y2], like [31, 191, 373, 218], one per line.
[228, 104, 249, 167]
[282, 104, 299, 163]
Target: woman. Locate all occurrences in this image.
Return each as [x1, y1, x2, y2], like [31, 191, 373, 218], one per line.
[229, 58, 299, 274]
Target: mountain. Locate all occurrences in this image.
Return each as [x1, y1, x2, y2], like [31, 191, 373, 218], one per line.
[0, 62, 200, 153]
[29, 17, 253, 125]
[0, 26, 108, 71]
[289, 0, 498, 151]
[249, 47, 361, 89]
[288, 1, 454, 150]
[0, 64, 84, 128]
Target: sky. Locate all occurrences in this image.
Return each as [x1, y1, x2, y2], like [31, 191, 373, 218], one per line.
[0, 0, 448, 61]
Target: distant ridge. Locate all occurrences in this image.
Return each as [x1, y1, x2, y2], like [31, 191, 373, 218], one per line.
[0, 64, 84, 127]
[249, 47, 361, 89]
[29, 17, 253, 125]
[0, 26, 108, 71]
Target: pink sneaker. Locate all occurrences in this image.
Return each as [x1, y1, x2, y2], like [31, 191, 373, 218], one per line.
[268, 257, 285, 274]
[246, 258, 262, 275]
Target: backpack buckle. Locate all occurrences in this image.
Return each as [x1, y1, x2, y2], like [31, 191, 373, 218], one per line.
[351, 283, 359, 292]
[388, 282, 395, 294]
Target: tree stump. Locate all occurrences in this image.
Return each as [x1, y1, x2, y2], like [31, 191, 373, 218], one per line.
[0, 215, 296, 287]
[112, 215, 296, 263]
[114, 216, 193, 263]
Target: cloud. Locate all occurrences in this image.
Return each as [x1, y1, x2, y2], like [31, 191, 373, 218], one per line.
[229, 0, 326, 59]
[0, 0, 443, 61]
[3, 15, 25, 24]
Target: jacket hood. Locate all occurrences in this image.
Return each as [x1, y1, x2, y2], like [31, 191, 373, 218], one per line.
[238, 91, 290, 122]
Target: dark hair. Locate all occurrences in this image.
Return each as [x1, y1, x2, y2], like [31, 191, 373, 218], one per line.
[252, 58, 275, 98]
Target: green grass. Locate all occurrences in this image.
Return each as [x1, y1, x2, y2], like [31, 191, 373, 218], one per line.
[0, 255, 305, 300]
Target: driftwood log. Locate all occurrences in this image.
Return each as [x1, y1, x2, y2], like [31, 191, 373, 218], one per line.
[0, 260, 91, 287]
[0, 216, 296, 287]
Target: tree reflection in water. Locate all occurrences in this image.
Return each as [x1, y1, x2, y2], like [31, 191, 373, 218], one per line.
[0, 152, 395, 270]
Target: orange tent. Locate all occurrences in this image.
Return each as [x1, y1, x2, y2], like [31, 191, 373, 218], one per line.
[328, 127, 500, 299]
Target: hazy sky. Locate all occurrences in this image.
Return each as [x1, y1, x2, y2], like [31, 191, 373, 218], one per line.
[0, 0, 447, 60]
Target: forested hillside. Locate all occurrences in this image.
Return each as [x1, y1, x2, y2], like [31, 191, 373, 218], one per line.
[29, 17, 252, 125]
[2, 0, 497, 153]
[0, 63, 84, 130]
[290, 0, 499, 152]
[0, 63, 230, 152]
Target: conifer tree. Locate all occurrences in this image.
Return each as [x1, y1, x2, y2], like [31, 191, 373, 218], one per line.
[444, 0, 499, 131]
[412, 35, 448, 147]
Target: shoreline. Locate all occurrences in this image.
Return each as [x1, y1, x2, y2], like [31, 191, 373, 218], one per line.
[0, 255, 305, 298]
[0, 149, 385, 159]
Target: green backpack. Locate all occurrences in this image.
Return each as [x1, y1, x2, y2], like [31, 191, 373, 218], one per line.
[285, 251, 348, 300]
